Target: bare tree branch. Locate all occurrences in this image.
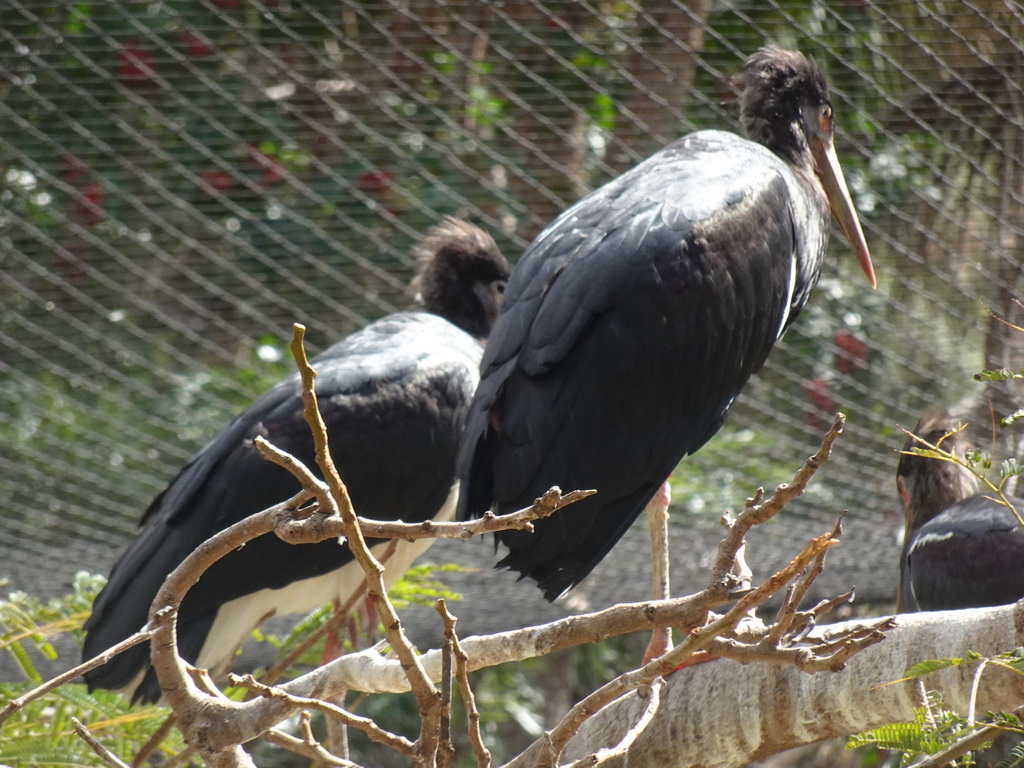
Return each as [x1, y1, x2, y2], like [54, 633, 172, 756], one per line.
[228, 673, 415, 757]
[437, 598, 492, 768]
[72, 717, 132, 768]
[0, 619, 160, 726]
[22, 405, 893, 768]
[260, 710, 366, 768]
[122, 323, 594, 763]
[131, 713, 180, 768]
[530, 524, 857, 766]
[288, 324, 440, 744]
[256, 434, 595, 544]
[708, 413, 847, 593]
[264, 726, 364, 768]
[563, 678, 666, 768]
[531, 607, 1024, 768]
[439, 637, 456, 768]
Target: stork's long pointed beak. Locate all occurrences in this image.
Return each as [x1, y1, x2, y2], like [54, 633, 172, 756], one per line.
[813, 136, 876, 289]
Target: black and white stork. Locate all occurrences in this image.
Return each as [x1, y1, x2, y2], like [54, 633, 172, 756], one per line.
[457, 47, 876, 601]
[83, 218, 510, 703]
[898, 415, 1024, 612]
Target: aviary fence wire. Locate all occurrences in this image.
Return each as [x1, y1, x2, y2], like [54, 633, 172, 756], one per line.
[1, 0, 1022, 610]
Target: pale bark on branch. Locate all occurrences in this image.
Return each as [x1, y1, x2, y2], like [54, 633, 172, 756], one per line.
[513, 605, 1024, 768]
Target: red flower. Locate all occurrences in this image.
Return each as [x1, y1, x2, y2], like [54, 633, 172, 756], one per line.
[61, 154, 88, 183]
[247, 148, 284, 185]
[357, 169, 393, 197]
[116, 44, 156, 83]
[834, 330, 868, 374]
[200, 168, 234, 193]
[178, 31, 212, 59]
[801, 377, 835, 430]
[74, 183, 105, 226]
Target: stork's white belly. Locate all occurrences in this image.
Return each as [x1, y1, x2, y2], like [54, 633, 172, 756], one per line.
[126, 483, 459, 696]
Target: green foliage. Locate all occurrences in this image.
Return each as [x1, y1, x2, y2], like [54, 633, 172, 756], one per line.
[0, 573, 183, 766]
[995, 740, 1024, 768]
[1002, 407, 1024, 428]
[0, 561, 470, 764]
[848, 691, 985, 767]
[851, 652, 1024, 767]
[903, 656, 969, 679]
[388, 562, 465, 609]
[907, 438, 1023, 501]
[1, 572, 104, 683]
[0, 686, 183, 767]
[974, 368, 1024, 383]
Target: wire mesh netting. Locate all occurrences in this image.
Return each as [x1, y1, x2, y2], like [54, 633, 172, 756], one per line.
[1, 1, 1022, 624]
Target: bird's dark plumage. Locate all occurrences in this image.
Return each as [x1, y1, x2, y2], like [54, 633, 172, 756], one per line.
[457, 48, 874, 600]
[898, 415, 1024, 612]
[83, 218, 509, 703]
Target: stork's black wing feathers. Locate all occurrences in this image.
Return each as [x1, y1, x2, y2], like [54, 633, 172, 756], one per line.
[84, 312, 482, 694]
[458, 131, 818, 599]
[902, 494, 1024, 611]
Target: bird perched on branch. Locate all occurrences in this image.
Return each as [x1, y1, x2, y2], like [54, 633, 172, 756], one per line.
[897, 414, 1024, 612]
[83, 217, 510, 703]
[457, 47, 876, 601]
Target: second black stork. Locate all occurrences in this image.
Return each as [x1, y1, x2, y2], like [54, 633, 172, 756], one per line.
[83, 218, 510, 703]
[457, 47, 876, 600]
[898, 415, 1024, 612]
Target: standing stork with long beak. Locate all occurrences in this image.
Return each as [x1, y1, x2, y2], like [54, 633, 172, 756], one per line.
[457, 48, 876, 634]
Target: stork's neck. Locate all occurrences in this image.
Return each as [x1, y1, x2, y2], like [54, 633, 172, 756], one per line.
[905, 461, 980, 530]
[743, 113, 816, 175]
[780, 156, 830, 321]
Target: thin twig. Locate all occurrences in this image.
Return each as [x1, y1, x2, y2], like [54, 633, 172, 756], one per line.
[437, 599, 492, 768]
[289, 323, 441, 761]
[0, 622, 159, 726]
[251, 485, 592, 688]
[709, 414, 846, 593]
[534, 530, 842, 767]
[563, 677, 666, 768]
[258, 583, 369, 687]
[900, 424, 1024, 528]
[258, 434, 594, 545]
[768, 515, 845, 644]
[264, 726, 363, 768]
[705, 617, 893, 671]
[439, 638, 455, 768]
[904, 721, 1009, 768]
[229, 673, 415, 756]
[72, 717, 132, 768]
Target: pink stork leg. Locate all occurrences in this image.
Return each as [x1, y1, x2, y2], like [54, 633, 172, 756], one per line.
[642, 479, 673, 665]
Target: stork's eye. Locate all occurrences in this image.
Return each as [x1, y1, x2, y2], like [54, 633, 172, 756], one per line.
[819, 104, 833, 130]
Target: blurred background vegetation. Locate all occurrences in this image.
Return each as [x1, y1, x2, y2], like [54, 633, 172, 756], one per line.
[1, 0, 1023, 765]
